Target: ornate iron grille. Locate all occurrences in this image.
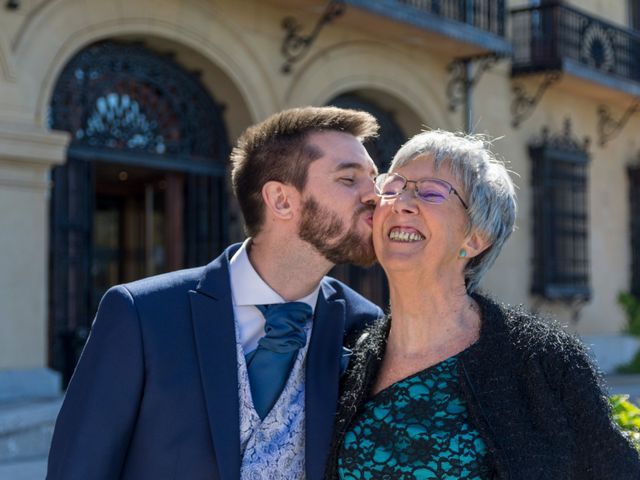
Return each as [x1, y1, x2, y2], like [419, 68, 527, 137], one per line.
[397, 0, 506, 36]
[50, 41, 228, 164]
[48, 157, 94, 383]
[48, 40, 230, 384]
[511, 3, 640, 82]
[530, 121, 591, 301]
[630, 166, 640, 297]
[186, 174, 228, 267]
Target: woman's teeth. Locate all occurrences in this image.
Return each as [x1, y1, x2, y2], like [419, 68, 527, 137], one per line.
[388, 229, 425, 242]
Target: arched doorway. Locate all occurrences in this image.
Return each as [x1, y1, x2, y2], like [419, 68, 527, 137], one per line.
[328, 93, 408, 310]
[48, 40, 230, 384]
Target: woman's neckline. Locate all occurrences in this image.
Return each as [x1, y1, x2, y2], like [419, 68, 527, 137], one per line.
[369, 348, 469, 401]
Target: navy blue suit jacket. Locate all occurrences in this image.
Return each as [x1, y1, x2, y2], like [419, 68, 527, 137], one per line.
[47, 244, 383, 480]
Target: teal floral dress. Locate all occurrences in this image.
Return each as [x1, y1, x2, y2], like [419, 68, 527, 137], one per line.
[337, 356, 492, 480]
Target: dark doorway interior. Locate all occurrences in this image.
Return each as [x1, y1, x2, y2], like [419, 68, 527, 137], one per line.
[91, 162, 185, 313]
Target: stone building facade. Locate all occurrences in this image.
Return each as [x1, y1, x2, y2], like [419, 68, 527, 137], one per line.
[1, 0, 640, 390]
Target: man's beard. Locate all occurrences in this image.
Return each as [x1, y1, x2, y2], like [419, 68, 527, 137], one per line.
[298, 196, 376, 267]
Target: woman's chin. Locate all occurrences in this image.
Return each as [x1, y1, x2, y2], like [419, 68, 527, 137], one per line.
[376, 253, 420, 274]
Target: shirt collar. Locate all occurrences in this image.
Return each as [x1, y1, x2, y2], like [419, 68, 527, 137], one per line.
[229, 238, 320, 312]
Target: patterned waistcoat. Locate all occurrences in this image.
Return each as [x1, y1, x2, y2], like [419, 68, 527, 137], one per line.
[235, 322, 312, 480]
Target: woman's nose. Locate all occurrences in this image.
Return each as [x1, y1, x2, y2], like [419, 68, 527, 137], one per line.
[391, 189, 419, 214]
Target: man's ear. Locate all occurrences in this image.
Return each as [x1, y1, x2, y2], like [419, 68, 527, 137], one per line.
[261, 181, 298, 221]
[462, 229, 492, 259]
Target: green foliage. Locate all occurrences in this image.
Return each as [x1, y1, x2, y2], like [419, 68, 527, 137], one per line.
[618, 292, 640, 337]
[610, 394, 640, 450]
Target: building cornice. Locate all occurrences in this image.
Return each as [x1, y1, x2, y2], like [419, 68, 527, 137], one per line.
[0, 123, 69, 167]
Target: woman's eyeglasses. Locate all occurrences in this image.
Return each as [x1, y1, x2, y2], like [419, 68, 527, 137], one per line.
[374, 172, 468, 210]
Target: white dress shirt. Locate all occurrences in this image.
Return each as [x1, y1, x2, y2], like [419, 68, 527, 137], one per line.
[228, 238, 320, 355]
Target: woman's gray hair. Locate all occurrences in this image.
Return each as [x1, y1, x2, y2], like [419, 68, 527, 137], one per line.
[390, 129, 517, 292]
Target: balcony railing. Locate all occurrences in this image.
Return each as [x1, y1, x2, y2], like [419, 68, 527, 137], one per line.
[511, 3, 640, 84]
[397, 0, 506, 37]
[344, 0, 510, 54]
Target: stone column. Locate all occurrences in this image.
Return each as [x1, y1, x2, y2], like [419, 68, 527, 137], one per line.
[0, 124, 68, 399]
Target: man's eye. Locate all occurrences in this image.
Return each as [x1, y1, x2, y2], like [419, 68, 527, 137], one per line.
[339, 177, 355, 185]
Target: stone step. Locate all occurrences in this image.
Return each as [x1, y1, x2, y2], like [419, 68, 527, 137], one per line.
[0, 398, 62, 464]
[0, 369, 61, 404]
[0, 457, 47, 480]
[581, 334, 640, 374]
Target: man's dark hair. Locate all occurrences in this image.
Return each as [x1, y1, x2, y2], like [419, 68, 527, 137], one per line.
[230, 106, 379, 237]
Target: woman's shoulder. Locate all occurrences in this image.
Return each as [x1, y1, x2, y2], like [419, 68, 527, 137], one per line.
[344, 315, 390, 374]
[474, 293, 595, 366]
[473, 293, 608, 405]
[353, 314, 389, 346]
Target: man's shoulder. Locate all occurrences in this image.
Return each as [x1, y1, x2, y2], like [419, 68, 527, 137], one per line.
[120, 245, 237, 299]
[122, 266, 207, 298]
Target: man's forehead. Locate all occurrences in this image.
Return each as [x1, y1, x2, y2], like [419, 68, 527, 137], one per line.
[306, 131, 376, 172]
[306, 129, 365, 149]
[311, 154, 377, 177]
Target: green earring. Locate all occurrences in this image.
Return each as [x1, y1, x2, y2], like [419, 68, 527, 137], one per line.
[459, 249, 467, 258]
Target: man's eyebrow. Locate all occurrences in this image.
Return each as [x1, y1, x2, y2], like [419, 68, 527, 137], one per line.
[334, 162, 378, 174]
[334, 162, 365, 172]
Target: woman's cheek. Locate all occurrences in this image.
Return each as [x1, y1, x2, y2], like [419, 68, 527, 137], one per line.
[372, 202, 389, 252]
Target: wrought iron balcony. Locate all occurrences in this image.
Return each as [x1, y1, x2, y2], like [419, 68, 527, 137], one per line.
[511, 2, 640, 95]
[344, 0, 510, 55]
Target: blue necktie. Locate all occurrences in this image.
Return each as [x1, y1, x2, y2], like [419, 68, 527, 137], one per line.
[245, 302, 313, 420]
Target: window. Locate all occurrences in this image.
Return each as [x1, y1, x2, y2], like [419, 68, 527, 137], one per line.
[530, 121, 591, 301]
[630, 166, 640, 297]
[630, 1, 640, 81]
[631, 1, 640, 31]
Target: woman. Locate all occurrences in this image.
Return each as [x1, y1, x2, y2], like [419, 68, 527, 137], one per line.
[326, 130, 640, 479]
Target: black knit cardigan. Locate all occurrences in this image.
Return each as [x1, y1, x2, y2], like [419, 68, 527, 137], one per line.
[325, 294, 640, 480]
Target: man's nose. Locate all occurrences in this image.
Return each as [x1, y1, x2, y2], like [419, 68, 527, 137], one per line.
[361, 177, 377, 205]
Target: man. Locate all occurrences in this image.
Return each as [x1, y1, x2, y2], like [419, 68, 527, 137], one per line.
[47, 106, 384, 480]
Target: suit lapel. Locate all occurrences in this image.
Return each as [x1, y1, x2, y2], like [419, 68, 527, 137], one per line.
[305, 281, 346, 480]
[189, 246, 241, 480]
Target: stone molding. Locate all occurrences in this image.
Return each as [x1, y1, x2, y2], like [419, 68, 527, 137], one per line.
[0, 124, 68, 167]
[12, 1, 272, 127]
[0, 35, 16, 82]
[284, 39, 449, 130]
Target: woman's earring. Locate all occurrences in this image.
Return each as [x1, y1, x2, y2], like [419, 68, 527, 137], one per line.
[459, 249, 467, 258]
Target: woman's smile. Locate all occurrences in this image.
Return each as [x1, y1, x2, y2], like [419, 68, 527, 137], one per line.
[387, 226, 426, 242]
